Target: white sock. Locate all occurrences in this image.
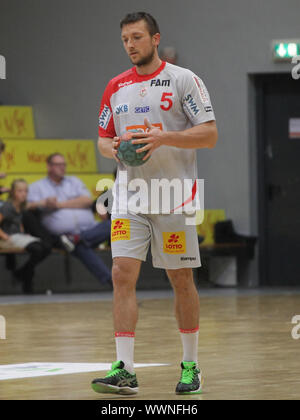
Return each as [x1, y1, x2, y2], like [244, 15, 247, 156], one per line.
[179, 327, 199, 364]
[115, 332, 135, 374]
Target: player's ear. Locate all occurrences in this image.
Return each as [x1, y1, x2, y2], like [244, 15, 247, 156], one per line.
[152, 33, 161, 48]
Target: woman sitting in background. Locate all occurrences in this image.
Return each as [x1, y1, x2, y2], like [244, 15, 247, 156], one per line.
[0, 179, 51, 293]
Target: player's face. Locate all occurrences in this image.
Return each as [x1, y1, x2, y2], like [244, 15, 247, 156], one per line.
[121, 20, 159, 67]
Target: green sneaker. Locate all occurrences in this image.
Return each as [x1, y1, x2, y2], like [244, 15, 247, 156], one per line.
[175, 361, 203, 395]
[91, 361, 139, 395]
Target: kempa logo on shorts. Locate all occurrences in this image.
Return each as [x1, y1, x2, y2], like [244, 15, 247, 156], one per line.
[181, 257, 196, 261]
[163, 232, 186, 254]
[111, 219, 130, 241]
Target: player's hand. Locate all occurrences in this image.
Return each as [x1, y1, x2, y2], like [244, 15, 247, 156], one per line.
[131, 118, 164, 161]
[0, 172, 6, 179]
[112, 137, 121, 163]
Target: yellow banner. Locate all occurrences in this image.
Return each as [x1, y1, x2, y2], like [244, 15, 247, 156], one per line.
[0, 106, 35, 139]
[74, 173, 115, 201]
[0, 139, 97, 173]
[197, 209, 226, 245]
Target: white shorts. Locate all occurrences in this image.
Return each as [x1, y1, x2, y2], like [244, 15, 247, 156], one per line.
[111, 212, 201, 269]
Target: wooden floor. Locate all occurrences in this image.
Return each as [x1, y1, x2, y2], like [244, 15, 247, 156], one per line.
[0, 292, 300, 400]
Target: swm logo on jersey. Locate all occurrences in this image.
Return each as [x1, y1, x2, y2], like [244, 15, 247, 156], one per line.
[111, 219, 130, 242]
[99, 105, 112, 129]
[183, 94, 200, 118]
[115, 104, 129, 115]
[163, 232, 186, 254]
[150, 79, 170, 87]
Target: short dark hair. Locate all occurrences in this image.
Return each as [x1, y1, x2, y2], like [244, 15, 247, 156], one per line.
[0, 138, 5, 153]
[46, 153, 65, 164]
[120, 12, 160, 37]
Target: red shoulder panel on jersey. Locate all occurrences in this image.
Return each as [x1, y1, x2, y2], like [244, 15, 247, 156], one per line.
[98, 62, 167, 138]
[107, 61, 166, 98]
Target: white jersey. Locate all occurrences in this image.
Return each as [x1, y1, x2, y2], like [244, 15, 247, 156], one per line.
[98, 61, 215, 214]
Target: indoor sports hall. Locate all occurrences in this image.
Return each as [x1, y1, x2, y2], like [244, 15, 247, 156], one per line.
[0, 0, 300, 401]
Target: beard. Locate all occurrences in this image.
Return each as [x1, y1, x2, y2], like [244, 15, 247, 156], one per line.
[131, 47, 156, 67]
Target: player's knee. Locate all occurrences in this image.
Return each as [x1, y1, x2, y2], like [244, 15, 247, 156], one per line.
[167, 268, 194, 290]
[112, 262, 136, 289]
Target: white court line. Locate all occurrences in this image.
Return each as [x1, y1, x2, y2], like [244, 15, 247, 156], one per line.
[0, 362, 169, 381]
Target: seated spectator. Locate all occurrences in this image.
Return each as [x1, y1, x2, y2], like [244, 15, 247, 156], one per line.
[27, 153, 111, 285]
[0, 179, 52, 293]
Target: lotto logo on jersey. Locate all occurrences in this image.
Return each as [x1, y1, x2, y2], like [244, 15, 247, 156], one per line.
[111, 219, 130, 242]
[163, 232, 186, 254]
[99, 105, 112, 129]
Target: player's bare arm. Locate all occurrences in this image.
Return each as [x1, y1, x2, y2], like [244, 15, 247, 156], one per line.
[132, 118, 218, 161]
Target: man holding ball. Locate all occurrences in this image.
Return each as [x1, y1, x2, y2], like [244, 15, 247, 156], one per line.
[92, 12, 218, 395]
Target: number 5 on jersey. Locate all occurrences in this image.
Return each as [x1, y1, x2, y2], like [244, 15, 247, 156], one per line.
[160, 92, 173, 111]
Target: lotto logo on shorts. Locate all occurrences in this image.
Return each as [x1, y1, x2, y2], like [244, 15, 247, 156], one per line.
[163, 232, 186, 254]
[111, 219, 130, 241]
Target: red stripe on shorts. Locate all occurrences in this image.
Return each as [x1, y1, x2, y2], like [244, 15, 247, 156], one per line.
[179, 327, 199, 334]
[115, 332, 135, 338]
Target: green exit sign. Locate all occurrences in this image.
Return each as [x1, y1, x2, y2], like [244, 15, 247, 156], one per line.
[273, 40, 300, 61]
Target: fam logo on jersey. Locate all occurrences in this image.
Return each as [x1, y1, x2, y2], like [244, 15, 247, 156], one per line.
[135, 106, 150, 114]
[163, 232, 186, 254]
[111, 219, 130, 242]
[99, 105, 112, 129]
[183, 94, 200, 118]
[115, 103, 129, 116]
[150, 79, 170, 87]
